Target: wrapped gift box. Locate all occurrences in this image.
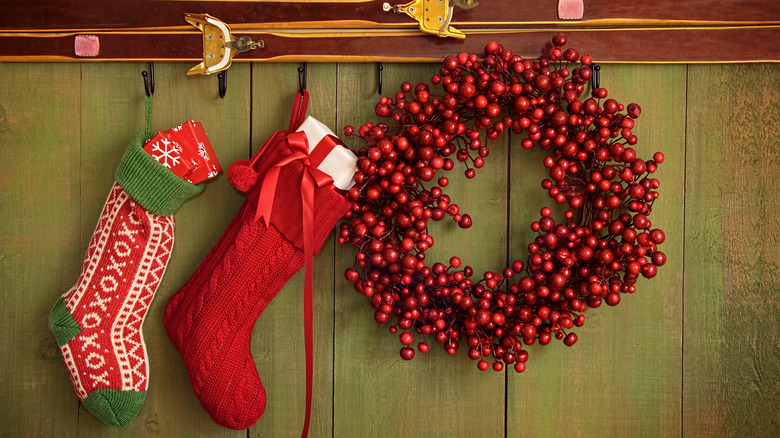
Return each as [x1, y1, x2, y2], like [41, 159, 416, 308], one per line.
[143, 132, 196, 178]
[144, 121, 222, 184]
[171, 121, 222, 184]
[295, 116, 357, 191]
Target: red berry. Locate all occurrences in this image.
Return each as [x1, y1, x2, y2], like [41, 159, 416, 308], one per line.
[627, 103, 642, 119]
[374, 311, 389, 324]
[400, 347, 415, 360]
[458, 214, 473, 228]
[552, 33, 567, 47]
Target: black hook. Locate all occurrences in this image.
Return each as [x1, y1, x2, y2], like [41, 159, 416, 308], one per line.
[142, 62, 155, 96]
[298, 63, 307, 95]
[218, 71, 227, 99]
[377, 63, 383, 95]
[591, 64, 601, 89]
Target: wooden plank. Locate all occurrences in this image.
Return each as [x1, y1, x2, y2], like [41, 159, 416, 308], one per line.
[68, 62, 250, 436]
[139, 62, 252, 436]
[1, 56, 778, 438]
[2, 0, 779, 64]
[247, 62, 339, 437]
[333, 62, 506, 437]
[0, 63, 82, 437]
[683, 63, 780, 437]
[70, 62, 157, 436]
[3, 27, 780, 64]
[2, 0, 777, 30]
[506, 64, 686, 437]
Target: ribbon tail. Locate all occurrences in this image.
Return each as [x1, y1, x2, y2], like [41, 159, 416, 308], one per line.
[256, 166, 281, 227]
[301, 171, 315, 438]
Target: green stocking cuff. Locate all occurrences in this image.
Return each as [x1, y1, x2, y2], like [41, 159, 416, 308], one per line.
[115, 132, 205, 217]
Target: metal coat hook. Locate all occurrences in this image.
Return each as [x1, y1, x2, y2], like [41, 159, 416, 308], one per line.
[218, 71, 227, 98]
[591, 64, 601, 89]
[142, 63, 155, 96]
[298, 63, 307, 95]
[377, 63, 383, 95]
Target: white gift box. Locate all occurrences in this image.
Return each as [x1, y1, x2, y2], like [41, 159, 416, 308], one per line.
[296, 116, 357, 191]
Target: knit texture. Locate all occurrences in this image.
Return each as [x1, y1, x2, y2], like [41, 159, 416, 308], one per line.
[49, 182, 175, 426]
[50, 131, 206, 427]
[164, 132, 351, 430]
[116, 132, 205, 217]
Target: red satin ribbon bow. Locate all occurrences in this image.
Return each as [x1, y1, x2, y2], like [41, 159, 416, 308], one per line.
[255, 130, 339, 438]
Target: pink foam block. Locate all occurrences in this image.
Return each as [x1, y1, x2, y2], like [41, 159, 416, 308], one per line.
[74, 35, 100, 57]
[558, 0, 584, 20]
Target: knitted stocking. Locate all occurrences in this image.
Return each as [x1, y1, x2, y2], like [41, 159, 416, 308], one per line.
[49, 134, 204, 426]
[164, 95, 353, 430]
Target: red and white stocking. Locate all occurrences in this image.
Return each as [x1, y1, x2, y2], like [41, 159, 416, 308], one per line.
[49, 134, 204, 426]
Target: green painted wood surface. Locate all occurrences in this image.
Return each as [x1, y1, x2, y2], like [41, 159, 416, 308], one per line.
[0, 60, 778, 438]
[0, 63, 82, 438]
[333, 63, 506, 437]
[249, 63, 340, 437]
[506, 64, 688, 438]
[683, 64, 780, 437]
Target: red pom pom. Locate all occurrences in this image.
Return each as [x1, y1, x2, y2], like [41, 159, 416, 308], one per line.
[227, 160, 258, 192]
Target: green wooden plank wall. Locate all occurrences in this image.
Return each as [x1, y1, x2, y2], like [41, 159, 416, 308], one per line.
[0, 60, 778, 437]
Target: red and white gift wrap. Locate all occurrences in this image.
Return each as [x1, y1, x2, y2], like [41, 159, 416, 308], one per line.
[255, 116, 357, 224]
[172, 120, 223, 184]
[143, 121, 222, 184]
[143, 133, 195, 178]
[296, 116, 356, 191]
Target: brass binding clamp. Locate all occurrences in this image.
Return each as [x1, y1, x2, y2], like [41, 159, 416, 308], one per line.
[384, 0, 478, 39]
[184, 13, 263, 76]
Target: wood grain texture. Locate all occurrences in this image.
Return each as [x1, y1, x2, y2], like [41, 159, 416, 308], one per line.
[332, 62, 506, 438]
[0, 59, 778, 438]
[0, 63, 82, 438]
[248, 62, 339, 437]
[4, 27, 780, 64]
[506, 64, 687, 438]
[2, 0, 777, 29]
[3, 1, 780, 63]
[683, 63, 780, 437]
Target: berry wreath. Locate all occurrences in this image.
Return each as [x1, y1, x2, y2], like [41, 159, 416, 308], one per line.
[339, 34, 666, 373]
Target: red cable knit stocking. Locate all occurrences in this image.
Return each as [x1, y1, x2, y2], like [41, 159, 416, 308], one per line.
[164, 95, 353, 430]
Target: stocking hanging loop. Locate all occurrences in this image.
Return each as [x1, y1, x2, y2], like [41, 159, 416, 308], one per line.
[289, 88, 310, 132]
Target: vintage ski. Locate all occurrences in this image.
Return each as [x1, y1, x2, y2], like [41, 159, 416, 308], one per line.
[1, 0, 779, 67]
[3, 0, 779, 31]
